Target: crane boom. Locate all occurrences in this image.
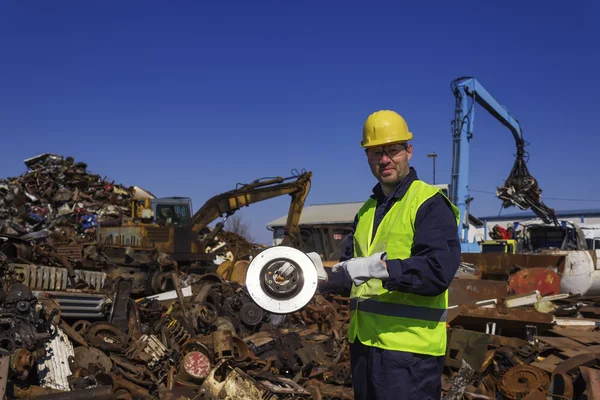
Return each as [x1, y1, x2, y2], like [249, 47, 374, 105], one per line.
[450, 76, 557, 251]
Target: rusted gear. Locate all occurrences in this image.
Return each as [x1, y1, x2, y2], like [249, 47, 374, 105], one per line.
[72, 320, 91, 335]
[498, 364, 550, 399]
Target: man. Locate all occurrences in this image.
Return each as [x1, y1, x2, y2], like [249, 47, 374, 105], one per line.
[321, 110, 461, 400]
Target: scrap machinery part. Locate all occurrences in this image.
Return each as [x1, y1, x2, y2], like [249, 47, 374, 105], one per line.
[245, 246, 319, 314]
[213, 329, 235, 360]
[33, 291, 111, 320]
[165, 317, 191, 348]
[498, 364, 550, 400]
[180, 350, 212, 381]
[11, 263, 107, 292]
[240, 302, 264, 326]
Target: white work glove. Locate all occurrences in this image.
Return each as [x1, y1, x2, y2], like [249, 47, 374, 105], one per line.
[306, 252, 328, 283]
[332, 252, 389, 286]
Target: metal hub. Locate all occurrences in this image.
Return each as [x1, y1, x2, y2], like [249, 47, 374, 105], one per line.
[240, 302, 263, 326]
[246, 246, 318, 314]
[262, 260, 303, 299]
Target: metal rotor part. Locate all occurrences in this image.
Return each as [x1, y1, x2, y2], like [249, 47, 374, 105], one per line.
[240, 302, 263, 326]
[245, 246, 318, 314]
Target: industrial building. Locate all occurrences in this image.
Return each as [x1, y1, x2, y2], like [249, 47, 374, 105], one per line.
[265, 184, 486, 262]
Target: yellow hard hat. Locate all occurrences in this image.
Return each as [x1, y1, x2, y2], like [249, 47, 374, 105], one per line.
[361, 110, 413, 148]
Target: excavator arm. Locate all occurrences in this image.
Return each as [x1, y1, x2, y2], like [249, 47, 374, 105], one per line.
[184, 171, 312, 247]
[451, 76, 557, 249]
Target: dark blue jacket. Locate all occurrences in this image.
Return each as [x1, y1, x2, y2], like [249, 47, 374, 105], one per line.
[323, 167, 461, 297]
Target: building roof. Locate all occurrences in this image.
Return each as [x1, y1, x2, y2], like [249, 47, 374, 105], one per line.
[266, 202, 364, 228]
[479, 208, 600, 221]
[267, 200, 484, 228]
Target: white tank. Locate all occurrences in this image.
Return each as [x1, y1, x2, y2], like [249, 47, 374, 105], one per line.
[559, 250, 600, 296]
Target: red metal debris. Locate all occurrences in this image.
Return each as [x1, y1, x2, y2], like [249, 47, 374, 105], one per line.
[182, 351, 212, 380]
[508, 267, 561, 296]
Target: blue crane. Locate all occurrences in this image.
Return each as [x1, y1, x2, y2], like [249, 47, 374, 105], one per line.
[449, 76, 557, 252]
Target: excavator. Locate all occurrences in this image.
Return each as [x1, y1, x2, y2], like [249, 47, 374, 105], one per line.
[450, 76, 558, 252]
[96, 170, 312, 276]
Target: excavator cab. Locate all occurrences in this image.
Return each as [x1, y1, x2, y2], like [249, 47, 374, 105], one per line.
[152, 197, 193, 226]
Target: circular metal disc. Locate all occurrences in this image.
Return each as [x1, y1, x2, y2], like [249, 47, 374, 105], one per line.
[183, 351, 212, 380]
[245, 246, 318, 314]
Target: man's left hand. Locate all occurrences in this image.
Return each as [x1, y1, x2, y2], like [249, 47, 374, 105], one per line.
[332, 252, 389, 286]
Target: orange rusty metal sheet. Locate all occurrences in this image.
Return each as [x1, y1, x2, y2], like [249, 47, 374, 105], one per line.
[508, 267, 561, 296]
[461, 253, 566, 278]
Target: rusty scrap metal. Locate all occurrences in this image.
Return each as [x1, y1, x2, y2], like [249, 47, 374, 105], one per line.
[0, 356, 9, 399]
[548, 371, 574, 400]
[304, 379, 354, 399]
[213, 330, 235, 360]
[11, 385, 65, 398]
[449, 278, 508, 306]
[10, 348, 35, 380]
[72, 346, 113, 374]
[448, 304, 554, 338]
[85, 322, 127, 353]
[498, 364, 550, 399]
[29, 385, 114, 400]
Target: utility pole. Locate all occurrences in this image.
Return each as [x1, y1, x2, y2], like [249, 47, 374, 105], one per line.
[427, 152, 437, 184]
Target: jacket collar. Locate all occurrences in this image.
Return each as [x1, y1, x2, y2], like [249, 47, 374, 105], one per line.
[371, 167, 419, 202]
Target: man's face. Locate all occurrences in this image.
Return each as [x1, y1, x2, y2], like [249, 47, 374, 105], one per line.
[366, 143, 413, 188]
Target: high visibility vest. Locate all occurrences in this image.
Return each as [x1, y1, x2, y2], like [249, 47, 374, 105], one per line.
[348, 180, 460, 356]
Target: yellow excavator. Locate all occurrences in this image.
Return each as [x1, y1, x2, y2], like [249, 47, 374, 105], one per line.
[96, 171, 312, 277]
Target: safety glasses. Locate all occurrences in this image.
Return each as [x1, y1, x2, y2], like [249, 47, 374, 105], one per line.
[365, 143, 408, 160]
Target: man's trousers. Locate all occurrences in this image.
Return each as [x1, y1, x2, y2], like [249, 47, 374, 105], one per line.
[350, 341, 445, 400]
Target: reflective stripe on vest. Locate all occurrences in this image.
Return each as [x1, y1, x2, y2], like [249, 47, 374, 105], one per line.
[349, 297, 448, 322]
[348, 180, 460, 356]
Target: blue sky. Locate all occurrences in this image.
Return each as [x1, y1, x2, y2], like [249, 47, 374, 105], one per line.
[1, 1, 598, 244]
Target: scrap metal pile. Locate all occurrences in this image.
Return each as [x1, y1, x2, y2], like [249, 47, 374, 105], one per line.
[0, 155, 353, 399]
[443, 263, 600, 399]
[0, 236, 353, 399]
[0, 153, 135, 240]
